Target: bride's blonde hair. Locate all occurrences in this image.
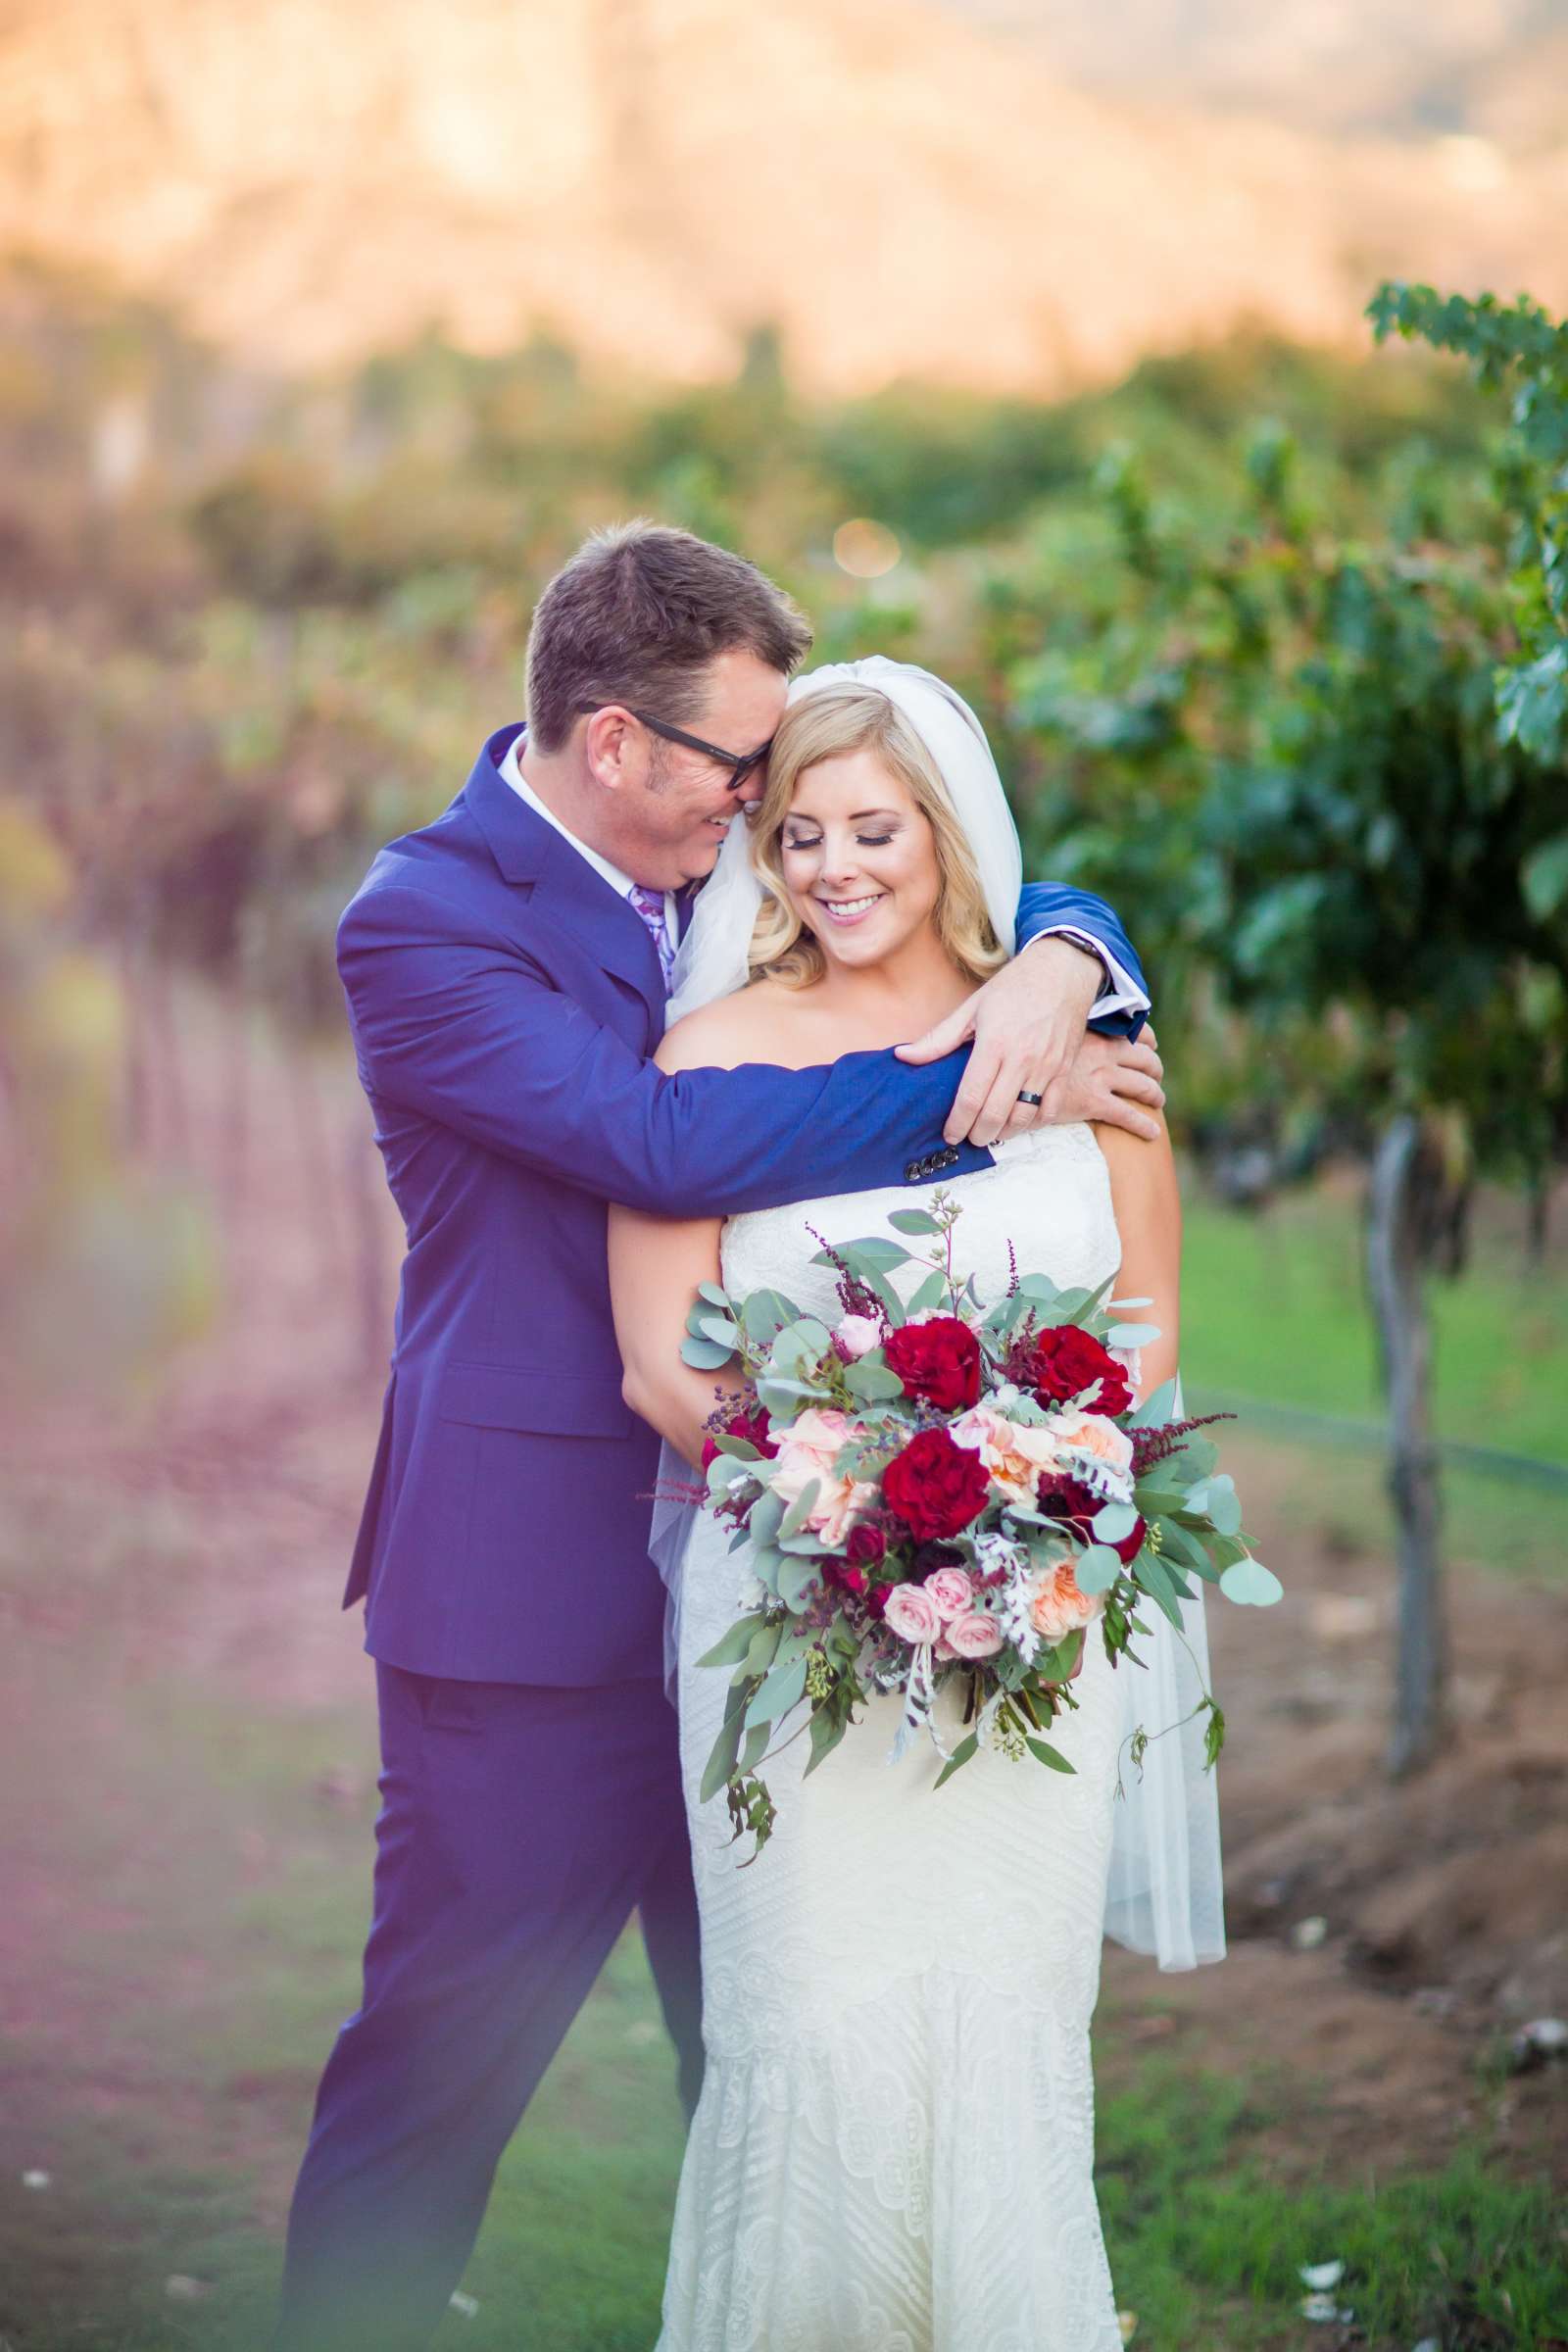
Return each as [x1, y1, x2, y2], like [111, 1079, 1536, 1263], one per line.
[746, 685, 1008, 991]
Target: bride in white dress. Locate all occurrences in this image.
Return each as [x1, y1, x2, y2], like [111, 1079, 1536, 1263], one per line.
[610, 662, 1222, 2352]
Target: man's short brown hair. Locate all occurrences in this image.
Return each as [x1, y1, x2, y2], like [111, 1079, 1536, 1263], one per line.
[524, 521, 812, 753]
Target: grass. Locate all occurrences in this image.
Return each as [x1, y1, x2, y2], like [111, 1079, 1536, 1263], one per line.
[1182, 1184, 1568, 1471]
[6, 1904, 1566, 2352]
[1182, 1182, 1568, 1583]
[1098, 2067, 1568, 2348]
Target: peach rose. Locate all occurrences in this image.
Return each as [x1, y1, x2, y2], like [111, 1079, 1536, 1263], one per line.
[1050, 1408, 1135, 1492]
[946, 1609, 1004, 1660]
[951, 1402, 1066, 1507]
[924, 1565, 975, 1622]
[1028, 1549, 1104, 1643]
[883, 1582, 944, 1645]
[768, 1409, 876, 1547]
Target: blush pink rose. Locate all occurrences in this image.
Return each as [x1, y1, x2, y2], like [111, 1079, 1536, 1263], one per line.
[924, 1565, 975, 1622]
[834, 1314, 882, 1359]
[946, 1609, 1004, 1659]
[1028, 1549, 1105, 1643]
[883, 1582, 944, 1645]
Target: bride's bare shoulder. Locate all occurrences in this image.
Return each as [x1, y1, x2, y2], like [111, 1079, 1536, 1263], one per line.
[656, 980, 808, 1074]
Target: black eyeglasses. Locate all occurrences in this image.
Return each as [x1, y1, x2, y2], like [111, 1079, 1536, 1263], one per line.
[593, 705, 774, 795]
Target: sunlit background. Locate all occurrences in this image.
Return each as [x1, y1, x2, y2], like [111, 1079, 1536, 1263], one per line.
[2, 2, 1566, 2345]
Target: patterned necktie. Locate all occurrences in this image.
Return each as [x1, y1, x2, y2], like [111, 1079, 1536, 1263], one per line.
[628, 884, 675, 990]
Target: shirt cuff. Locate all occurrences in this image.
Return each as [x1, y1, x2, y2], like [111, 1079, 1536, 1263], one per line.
[1025, 925, 1151, 1021]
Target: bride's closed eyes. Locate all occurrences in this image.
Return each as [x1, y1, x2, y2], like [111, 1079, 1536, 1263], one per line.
[783, 821, 904, 851]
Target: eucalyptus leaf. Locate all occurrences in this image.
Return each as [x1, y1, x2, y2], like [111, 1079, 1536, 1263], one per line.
[805, 1708, 850, 1778]
[699, 1710, 744, 1803]
[775, 1314, 833, 1362]
[1106, 1321, 1161, 1348]
[749, 1492, 785, 1549]
[681, 1336, 735, 1370]
[933, 1731, 980, 1790]
[749, 1546, 783, 1596]
[777, 1553, 824, 1610]
[743, 1619, 783, 1680]
[777, 1477, 821, 1543]
[1026, 1737, 1075, 1775]
[838, 1238, 914, 1271]
[1093, 1501, 1140, 1544]
[695, 1610, 769, 1670]
[1130, 1376, 1180, 1429]
[1154, 1516, 1209, 1571]
[741, 1287, 800, 1342]
[697, 1313, 741, 1350]
[1073, 1543, 1123, 1595]
[1220, 1555, 1284, 1606]
[905, 1268, 950, 1315]
[738, 1719, 771, 1775]
[1064, 1272, 1119, 1328]
[745, 1653, 808, 1732]
[1133, 1553, 1186, 1629]
[757, 1375, 831, 1415]
[844, 1356, 906, 1402]
[696, 1280, 733, 1310]
[860, 1266, 908, 1327]
[1161, 1435, 1218, 1481]
[887, 1208, 943, 1235]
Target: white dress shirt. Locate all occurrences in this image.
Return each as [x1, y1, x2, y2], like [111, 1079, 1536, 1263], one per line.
[1027, 925, 1149, 1024]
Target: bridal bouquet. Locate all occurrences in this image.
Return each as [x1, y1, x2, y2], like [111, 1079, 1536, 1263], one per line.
[681, 1193, 1282, 1855]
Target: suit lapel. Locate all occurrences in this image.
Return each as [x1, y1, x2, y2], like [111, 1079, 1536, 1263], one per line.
[465, 728, 666, 1023]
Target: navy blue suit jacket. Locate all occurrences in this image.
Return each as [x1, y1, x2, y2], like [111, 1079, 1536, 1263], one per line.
[337, 725, 1149, 1684]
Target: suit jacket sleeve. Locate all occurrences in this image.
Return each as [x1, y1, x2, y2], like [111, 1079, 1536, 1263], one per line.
[1013, 883, 1149, 1041]
[338, 882, 993, 1217]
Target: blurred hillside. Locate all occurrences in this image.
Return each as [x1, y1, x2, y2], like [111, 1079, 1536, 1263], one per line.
[945, 0, 1568, 150]
[1, 0, 1565, 390]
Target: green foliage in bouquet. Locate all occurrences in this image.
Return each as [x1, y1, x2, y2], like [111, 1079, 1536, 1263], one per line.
[680, 1197, 1280, 1856]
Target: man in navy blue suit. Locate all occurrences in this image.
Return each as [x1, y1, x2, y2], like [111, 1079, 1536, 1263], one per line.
[276, 524, 1163, 2348]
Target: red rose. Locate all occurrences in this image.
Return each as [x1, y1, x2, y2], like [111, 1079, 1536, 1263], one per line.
[845, 1522, 887, 1566]
[884, 1316, 982, 1412]
[882, 1427, 992, 1542]
[700, 1400, 778, 1471]
[824, 1562, 868, 1597]
[866, 1581, 894, 1620]
[1019, 1326, 1132, 1417]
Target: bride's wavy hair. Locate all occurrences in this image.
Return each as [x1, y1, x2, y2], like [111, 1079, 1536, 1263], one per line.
[746, 685, 1008, 991]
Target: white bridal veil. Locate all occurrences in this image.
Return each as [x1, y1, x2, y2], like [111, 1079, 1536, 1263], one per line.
[657, 656, 1224, 1972]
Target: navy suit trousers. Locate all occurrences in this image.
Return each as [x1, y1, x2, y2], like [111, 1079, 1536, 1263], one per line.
[275, 1666, 701, 2352]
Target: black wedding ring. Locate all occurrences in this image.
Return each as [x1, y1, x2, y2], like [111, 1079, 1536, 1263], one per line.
[1017, 1090, 1044, 1106]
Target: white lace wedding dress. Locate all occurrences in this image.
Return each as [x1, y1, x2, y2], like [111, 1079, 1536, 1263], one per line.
[658, 1124, 1128, 2352]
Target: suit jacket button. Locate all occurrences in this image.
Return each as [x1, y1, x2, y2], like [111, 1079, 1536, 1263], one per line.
[904, 1158, 925, 1182]
[934, 1146, 958, 1171]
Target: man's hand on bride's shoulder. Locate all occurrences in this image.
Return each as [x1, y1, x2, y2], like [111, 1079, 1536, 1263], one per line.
[895, 940, 1165, 1147]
